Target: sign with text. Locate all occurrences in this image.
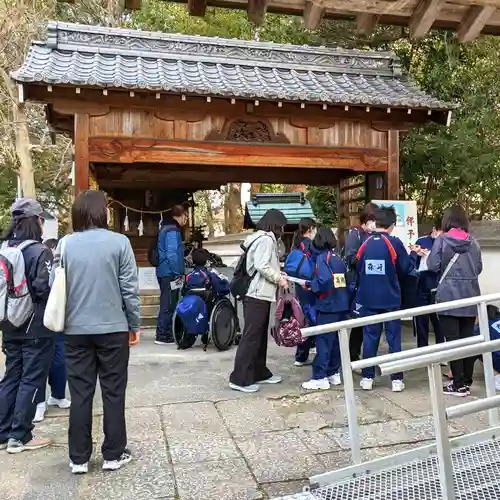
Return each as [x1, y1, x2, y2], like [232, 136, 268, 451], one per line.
[372, 200, 419, 251]
[138, 267, 160, 291]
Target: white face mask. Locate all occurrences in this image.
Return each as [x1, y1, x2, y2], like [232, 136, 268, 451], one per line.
[309, 228, 317, 239]
[365, 220, 376, 232]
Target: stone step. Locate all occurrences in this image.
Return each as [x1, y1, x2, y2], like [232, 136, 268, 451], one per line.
[141, 316, 157, 328]
[141, 305, 159, 317]
[140, 294, 160, 306]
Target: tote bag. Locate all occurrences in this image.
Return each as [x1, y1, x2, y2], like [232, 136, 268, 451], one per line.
[43, 238, 67, 332]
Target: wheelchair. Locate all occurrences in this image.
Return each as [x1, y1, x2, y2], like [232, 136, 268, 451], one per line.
[172, 286, 240, 351]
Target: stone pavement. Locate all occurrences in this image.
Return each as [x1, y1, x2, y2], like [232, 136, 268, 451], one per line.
[0, 329, 497, 500]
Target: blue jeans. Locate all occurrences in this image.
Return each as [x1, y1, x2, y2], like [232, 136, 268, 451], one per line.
[413, 291, 444, 348]
[362, 308, 403, 380]
[156, 276, 180, 341]
[0, 337, 55, 444]
[35, 334, 67, 403]
[312, 312, 347, 380]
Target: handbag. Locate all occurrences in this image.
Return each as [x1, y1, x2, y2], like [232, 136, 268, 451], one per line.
[43, 237, 67, 332]
[430, 253, 459, 304]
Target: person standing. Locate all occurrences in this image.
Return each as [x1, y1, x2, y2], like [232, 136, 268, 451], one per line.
[229, 209, 288, 393]
[55, 190, 140, 474]
[284, 217, 317, 367]
[302, 227, 350, 390]
[410, 220, 444, 348]
[155, 205, 188, 345]
[354, 206, 415, 392]
[0, 199, 54, 453]
[343, 203, 377, 362]
[427, 205, 482, 397]
[33, 238, 71, 423]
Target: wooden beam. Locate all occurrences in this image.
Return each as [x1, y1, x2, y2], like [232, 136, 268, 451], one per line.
[247, 0, 268, 25]
[409, 0, 444, 39]
[124, 0, 141, 9]
[356, 13, 378, 36]
[458, 6, 496, 42]
[188, 0, 206, 17]
[88, 138, 387, 171]
[74, 114, 90, 196]
[303, 1, 325, 30]
[386, 129, 400, 200]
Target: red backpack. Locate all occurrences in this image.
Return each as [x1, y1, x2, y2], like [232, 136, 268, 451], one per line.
[271, 290, 306, 347]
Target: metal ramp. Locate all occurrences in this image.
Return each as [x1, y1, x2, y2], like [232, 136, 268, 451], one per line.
[272, 293, 500, 500]
[275, 438, 500, 500]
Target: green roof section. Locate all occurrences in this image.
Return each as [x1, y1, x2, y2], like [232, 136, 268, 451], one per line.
[244, 192, 314, 228]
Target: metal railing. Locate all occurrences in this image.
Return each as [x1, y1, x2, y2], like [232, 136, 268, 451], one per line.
[301, 292, 500, 500]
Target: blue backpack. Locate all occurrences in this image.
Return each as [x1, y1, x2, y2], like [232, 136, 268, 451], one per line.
[176, 295, 209, 335]
[284, 242, 314, 280]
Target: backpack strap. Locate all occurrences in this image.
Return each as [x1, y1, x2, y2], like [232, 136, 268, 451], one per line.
[356, 234, 397, 266]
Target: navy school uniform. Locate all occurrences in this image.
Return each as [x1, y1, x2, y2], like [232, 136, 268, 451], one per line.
[411, 235, 444, 348]
[185, 266, 230, 296]
[286, 238, 318, 362]
[474, 320, 500, 372]
[309, 250, 350, 380]
[354, 232, 415, 380]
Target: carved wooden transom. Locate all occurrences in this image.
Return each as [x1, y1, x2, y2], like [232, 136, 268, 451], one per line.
[225, 120, 272, 142]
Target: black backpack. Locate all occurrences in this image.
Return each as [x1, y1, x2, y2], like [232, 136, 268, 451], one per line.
[230, 236, 269, 301]
[148, 233, 159, 267]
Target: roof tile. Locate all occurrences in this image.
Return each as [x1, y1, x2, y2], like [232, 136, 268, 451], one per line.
[12, 21, 454, 110]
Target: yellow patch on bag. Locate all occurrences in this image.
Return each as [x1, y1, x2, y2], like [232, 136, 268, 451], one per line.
[333, 273, 346, 288]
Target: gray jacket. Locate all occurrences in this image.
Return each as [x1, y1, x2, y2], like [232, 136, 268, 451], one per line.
[54, 228, 140, 335]
[427, 233, 482, 317]
[244, 230, 281, 303]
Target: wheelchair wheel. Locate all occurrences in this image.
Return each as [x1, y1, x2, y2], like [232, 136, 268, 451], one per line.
[172, 311, 196, 350]
[210, 298, 237, 351]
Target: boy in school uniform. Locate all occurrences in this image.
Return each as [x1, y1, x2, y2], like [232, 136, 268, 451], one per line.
[354, 206, 415, 392]
[185, 249, 230, 296]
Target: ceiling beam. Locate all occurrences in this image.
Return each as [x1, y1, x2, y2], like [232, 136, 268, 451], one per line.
[356, 13, 378, 36]
[187, 0, 206, 17]
[303, 1, 325, 30]
[457, 5, 496, 42]
[247, 0, 268, 25]
[409, 0, 445, 39]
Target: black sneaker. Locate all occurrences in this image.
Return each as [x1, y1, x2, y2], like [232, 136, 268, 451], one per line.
[443, 383, 470, 397]
[102, 449, 132, 471]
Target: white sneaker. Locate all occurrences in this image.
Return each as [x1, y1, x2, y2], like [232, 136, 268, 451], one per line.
[294, 360, 311, 367]
[47, 397, 71, 409]
[257, 375, 282, 384]
[495, 374, 500, 391]
[392, 380, 405, 392]
[360, 378, 374, 391]
[33, 403, 46, 423]
[70, 461, 89, 474]
[229, 382, 260, 393]
[102, 450, 132, 471]
[328, 373, 342, 386]
[302, 378, 330, 390]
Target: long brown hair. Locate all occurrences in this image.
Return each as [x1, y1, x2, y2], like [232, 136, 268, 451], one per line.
[72, 190, 108, 232]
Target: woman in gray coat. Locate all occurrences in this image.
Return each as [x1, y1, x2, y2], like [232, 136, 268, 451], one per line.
[427, 205, 482, 397]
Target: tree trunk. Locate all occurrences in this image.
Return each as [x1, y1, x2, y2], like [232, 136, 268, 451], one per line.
[2, 73, 36, 198]
[224, 183, 243, 234]
[251, 183, 261, 194]
[203, 191, 215, 237]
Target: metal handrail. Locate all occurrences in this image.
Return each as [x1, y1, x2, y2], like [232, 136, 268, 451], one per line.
[301, 292, 500, 337]
[301, 292, 500, 500]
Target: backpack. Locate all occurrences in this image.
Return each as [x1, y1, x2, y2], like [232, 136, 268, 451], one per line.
[176, 295, 209, 335]
[230, 235, 270, 301]
[0, 240, 38, 328]
[148, 233, 159, 267]
[284, 242, 314, 280]
[271, 291, 306, 347]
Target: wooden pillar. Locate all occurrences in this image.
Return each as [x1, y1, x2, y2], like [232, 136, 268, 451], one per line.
[74, 114, 90, 196]
[386, 129, 400, 200]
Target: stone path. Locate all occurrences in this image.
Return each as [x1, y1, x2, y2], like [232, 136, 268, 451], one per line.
[0, 329, 496, 500]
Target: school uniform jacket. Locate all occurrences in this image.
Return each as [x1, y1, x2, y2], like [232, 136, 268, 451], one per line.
[355, 232, 414, 311]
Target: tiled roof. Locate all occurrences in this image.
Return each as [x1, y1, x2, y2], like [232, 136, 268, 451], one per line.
[12, 21, 453, 110]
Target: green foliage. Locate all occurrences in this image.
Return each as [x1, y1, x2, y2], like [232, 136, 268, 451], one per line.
[307, 186, 337, 226]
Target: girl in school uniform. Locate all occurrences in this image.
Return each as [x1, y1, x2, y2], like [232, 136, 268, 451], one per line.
[302, 227, 350, 390]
